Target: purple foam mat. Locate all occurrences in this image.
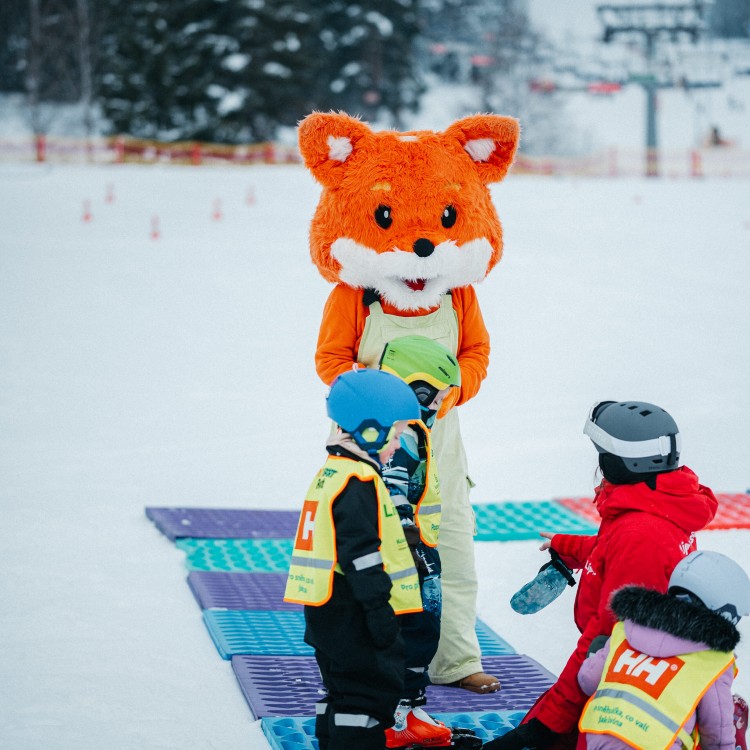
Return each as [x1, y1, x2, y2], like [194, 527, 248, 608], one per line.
[188, 571, 301, 611]
[145, 506, 299, 540]
[232, 654, 556, 718]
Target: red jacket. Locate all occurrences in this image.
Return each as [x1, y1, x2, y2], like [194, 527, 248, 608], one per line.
[527, 466, 718, 734]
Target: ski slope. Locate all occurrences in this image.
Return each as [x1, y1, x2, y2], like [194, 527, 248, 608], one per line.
[1, 163, 749, 749]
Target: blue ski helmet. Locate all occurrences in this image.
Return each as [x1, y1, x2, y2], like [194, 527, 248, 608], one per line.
[327, 368, 420, 455]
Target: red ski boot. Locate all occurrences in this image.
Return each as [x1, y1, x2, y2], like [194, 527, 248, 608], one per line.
[385, 701, 453, 748]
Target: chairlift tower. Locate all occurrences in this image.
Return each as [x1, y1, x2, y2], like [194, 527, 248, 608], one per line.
[597, 3, 708, 176]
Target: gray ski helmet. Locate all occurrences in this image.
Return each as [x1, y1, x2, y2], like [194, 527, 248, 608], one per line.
[668, 550, 750, 625]
[583, 400, 681, 474]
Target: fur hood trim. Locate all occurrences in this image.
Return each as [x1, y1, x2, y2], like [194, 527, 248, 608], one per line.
[610, 586, 740, 653]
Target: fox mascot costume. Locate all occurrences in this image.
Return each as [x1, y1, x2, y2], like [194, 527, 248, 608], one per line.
[300, 111, 520, 692]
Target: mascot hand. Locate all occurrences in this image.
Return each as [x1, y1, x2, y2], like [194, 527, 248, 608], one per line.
[437, 387, 461, 419]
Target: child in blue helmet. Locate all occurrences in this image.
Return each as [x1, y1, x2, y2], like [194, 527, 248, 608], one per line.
[377, 335, 463, 748]
[284, 368, 422, 750]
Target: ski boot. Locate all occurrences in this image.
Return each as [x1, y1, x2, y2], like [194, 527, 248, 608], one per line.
[385, 699, 482, 749]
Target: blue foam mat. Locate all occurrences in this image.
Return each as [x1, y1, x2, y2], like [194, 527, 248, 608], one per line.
[261, 711, 526, 750]
[204, 610, 313, 658]
[205, 609, 514, 659]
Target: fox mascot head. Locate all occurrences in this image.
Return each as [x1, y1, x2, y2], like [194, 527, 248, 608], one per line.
[298, 111, 520, 311]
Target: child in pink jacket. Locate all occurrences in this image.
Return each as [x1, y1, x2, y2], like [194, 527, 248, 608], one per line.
[578, 550, 750, 750]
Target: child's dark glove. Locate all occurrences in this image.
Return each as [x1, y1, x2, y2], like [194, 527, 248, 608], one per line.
[403, 523, 429, 574]
[365, 604, 399, 649]
[482, 718, 559, 749]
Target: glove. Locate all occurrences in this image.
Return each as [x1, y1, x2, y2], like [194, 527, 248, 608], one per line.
[365, 604, 400, 649]
[436, 386, 460, 419]
[403, 523, 429, 575]
[510, 549, 576, 615]
[483, 718, 559, 750]
[587, 635, 609, 656]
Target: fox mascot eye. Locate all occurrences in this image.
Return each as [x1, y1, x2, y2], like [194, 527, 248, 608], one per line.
[374, 205, 392, 229]
[441, 205, 457, 229]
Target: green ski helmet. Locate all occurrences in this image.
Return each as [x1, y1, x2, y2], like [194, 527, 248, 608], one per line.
[379, 335, 461, 422]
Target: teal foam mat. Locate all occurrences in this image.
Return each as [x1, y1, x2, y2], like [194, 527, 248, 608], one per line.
[261, 711, 526, 750]
[473, 500, 599, 541]
[176, 538, 293, 571]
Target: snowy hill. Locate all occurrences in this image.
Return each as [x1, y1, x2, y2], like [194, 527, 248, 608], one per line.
[1, 163, 749, 748]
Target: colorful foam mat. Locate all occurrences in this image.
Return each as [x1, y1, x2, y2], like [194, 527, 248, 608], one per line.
[261, 711, 526, 750]
[187, 571, 301, 611]
[233, 654, 554, 718]
[472, 500, 599, 541]
[557, 491, 750, 530]
[204, 609, 515, 659]
[146, 506, 299, 540]
[175, 538, 293, 572]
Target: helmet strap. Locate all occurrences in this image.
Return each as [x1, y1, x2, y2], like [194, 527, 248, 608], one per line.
[667, 433, 678, 466]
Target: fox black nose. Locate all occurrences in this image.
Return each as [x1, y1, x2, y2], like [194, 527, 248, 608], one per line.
[413, 238, 435, 257]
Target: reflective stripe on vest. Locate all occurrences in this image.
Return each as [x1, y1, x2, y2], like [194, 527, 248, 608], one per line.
[409, 420, 442, 548]
[579, 621, 735, 750]
[283, 455, 423, 614]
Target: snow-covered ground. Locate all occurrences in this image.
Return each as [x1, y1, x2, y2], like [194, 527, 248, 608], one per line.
[1, 163, 749, 749]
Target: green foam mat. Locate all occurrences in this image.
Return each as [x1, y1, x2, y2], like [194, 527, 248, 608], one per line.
[176, 538, 293, 572]
[473, 500, 600, 541]
[261, 711, 526, 749]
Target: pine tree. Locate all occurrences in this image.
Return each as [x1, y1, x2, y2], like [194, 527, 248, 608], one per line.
[709, 0, 750, 38]
[0, 0, 28, 94]
[96, 0, 226, 140]
[311, 0, 424, 126]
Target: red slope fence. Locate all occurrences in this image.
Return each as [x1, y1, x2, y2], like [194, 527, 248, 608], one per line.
[1, 133, 749, 178]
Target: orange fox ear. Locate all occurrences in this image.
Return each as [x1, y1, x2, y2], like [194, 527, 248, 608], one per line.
[298, 111, 373, 187]
[443, 114, 520, 183]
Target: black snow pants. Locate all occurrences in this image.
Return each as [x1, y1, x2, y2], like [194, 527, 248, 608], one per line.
[304, 586, 404, 750]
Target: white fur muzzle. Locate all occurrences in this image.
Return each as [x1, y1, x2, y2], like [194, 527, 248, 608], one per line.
[330, 238, 493, 311]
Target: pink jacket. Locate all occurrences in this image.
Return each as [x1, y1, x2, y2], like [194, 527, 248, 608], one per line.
[578, 586, 738, 750]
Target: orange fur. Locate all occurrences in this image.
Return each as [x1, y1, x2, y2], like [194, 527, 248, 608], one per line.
[299, 111, 520, 292]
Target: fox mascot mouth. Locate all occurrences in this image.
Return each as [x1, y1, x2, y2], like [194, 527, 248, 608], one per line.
[331, 237, 493, 311]
[299, 112, 519, 311]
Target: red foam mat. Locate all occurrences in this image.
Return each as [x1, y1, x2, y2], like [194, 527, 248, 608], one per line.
[557, 492, 750, 530]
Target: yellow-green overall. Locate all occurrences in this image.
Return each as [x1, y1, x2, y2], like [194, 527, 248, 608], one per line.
[356, 295, 481, 684]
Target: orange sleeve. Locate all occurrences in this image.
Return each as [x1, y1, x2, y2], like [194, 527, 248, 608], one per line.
[451, 286, 490, 405]
[315, 284, 369, 385]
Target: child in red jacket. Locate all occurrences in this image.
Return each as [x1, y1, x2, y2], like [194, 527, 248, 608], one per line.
[485, 400, 718, 750]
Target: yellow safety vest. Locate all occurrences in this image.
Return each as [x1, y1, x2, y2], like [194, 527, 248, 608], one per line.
[407, 420, 442, 548]
[283, 455, 423, 614]
[579, 621, 735, 750]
